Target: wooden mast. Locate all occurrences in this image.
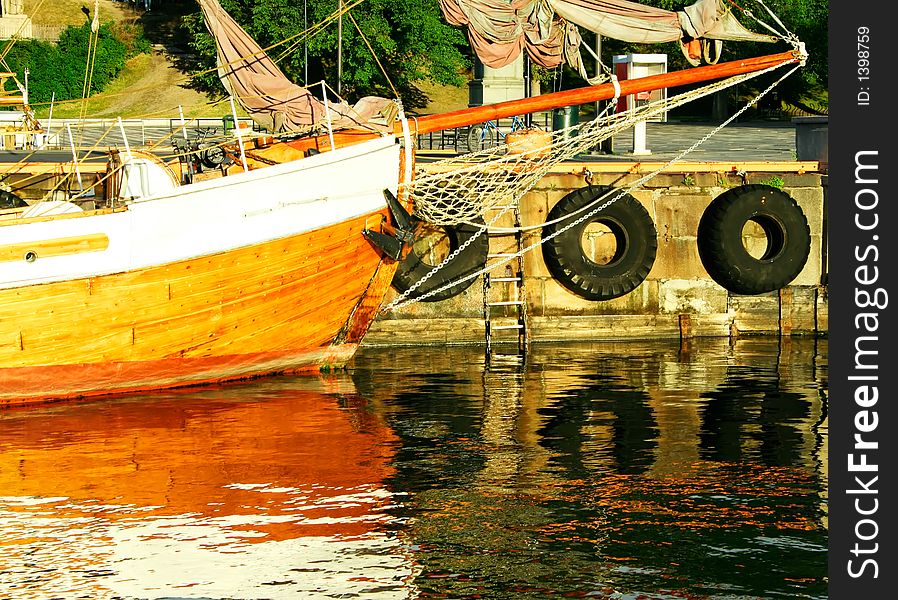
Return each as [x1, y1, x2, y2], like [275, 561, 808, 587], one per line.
[407, 50, 802, 136]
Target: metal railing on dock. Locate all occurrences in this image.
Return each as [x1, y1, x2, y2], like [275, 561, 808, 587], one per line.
[416, 112, 552, 153]
[39, 117, 257, 152]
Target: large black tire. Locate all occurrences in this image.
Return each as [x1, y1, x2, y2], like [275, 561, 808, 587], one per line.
[542, 186, 657, 301]
[392, 218, 489, 302]
[697, 185, 811, 295]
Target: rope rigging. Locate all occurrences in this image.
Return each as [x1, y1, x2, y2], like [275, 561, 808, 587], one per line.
[383, 50, 805, 312]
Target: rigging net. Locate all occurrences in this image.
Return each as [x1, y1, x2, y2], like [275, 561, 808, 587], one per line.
[387, 47, 805, 311]
[406, 52, 800, 229]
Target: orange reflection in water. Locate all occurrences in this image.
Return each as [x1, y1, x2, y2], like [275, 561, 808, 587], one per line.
[0, 377, 410, 599]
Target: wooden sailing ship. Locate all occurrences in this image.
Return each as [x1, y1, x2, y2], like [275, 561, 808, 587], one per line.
[0, 0, 806, 406]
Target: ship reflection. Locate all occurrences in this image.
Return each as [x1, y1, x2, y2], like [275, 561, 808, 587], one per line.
[0, 338, 827, 599]
[0, 377, 412, 599]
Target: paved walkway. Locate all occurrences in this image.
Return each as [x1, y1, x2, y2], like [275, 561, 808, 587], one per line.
[34, 118, 797, 165]
[600, 121, 796, 163]
[416, 120, 799, 164]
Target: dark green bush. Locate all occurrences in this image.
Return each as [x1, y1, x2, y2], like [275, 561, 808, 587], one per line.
[3, 21, 147, 105]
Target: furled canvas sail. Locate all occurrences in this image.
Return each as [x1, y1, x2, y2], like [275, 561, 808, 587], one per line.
[197, 0, 393, 133]
[439, 0, 777, 78]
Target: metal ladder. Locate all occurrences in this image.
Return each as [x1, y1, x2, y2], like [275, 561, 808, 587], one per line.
[483, 204, 529, 362]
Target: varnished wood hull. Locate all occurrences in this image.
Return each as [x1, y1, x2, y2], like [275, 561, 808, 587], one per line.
[0, 137, 403, 406]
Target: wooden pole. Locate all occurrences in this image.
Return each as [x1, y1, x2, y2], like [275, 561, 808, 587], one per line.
[337, 0, 343, 95]
[407, 50, 801, 136]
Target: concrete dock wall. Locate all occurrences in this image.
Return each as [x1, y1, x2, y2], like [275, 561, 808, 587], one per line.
[366, 161, 827, 346]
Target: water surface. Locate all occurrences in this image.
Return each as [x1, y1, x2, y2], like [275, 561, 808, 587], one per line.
[0, 337, 827, 598]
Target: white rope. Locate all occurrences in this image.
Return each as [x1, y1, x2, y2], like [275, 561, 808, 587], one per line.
[382, 58, 802, 312]
[754, 0, 797, 40]
[407, 56, 792, 228]
[398, 100, 413, 187]
[737, 0, 801, 49]
[610, 75, 621, 103]
[578, 37, 611, 83]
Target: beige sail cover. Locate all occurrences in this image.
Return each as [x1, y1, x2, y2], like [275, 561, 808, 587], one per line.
[440, 0, 776, 73]
[198, 0, 393, 133]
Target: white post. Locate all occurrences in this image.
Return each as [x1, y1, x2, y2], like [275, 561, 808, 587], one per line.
[66, 123, 85, 193]
[117, 117, 133, 161]
[229, 95, 249, 172]
[178, 104, 188, 140]
[46, 91, 55, 147]
[321, 82, 335, 151]
[632, 120, 650, 155]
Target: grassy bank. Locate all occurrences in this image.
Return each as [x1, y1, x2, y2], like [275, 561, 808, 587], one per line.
[23, 0, 133, 26]
[18, 0, 467, 121]
[19, 0, 225, 119]
[37, 52, 231, 120]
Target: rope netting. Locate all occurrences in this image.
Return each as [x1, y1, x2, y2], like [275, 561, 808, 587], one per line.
[406, 55, 798, 229]
[384, 50, 804, 312]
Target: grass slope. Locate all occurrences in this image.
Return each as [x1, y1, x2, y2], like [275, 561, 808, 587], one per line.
[24, 0, 128, 27]
[22, 0, 468, 121]
[22, 0, 226, 119]
[43, 52, 230, 120]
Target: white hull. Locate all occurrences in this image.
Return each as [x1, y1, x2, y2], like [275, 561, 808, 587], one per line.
[1, 136, 401, 289]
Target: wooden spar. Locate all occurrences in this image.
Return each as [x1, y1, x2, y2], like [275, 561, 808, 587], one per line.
[0, 72, 25, 106]
[407, 50, 802, 136]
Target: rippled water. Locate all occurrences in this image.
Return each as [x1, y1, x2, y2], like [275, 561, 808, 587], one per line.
[0, 337, 827, 599]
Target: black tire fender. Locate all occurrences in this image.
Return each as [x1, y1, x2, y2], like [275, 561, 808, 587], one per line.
[541, 186, 657, 301]
[697, 184, 811, 295]
[391, 218, 489, 302]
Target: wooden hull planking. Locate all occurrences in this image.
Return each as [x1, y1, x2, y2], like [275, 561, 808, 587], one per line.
[0, 137, 404, 406]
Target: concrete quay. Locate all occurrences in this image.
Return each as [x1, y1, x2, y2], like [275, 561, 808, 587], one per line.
[367, 130, 827, 346]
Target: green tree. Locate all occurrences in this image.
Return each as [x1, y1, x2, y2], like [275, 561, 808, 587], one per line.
[183, 0, 471, 109]
[764, 0, 828, 89]
[635, 1, 828, 104]
[4, 21, 145, 105]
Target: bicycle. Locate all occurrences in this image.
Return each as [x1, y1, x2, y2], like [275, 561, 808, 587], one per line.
[172, 127, 231, 183]
[466, 115, 529, 151]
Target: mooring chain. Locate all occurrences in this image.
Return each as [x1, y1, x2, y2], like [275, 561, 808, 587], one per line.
[382, 194, 518, 310]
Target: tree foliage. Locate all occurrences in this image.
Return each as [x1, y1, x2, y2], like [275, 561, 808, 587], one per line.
[541, 0, 826, 109]
[4, 21, 148, 105]
[619, 1, 828, 100]
[182, 0, 471, 109]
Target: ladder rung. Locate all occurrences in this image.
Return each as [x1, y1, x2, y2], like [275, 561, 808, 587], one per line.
[488, 253, 517, 258]
[487, 353, 526, 363]
[488, 347, 525, 353]
[488, 301, 524, 306]
[490, 277, 521, 283]
[492, 324, 524, 330]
